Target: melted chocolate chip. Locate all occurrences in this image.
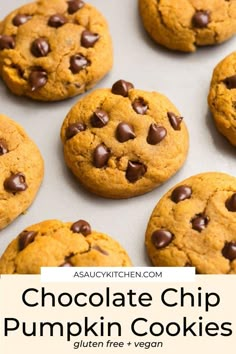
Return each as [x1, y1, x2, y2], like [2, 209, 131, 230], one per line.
[222, 242, 236, 261]
[111, 79, 134, 97]
[93, 144, 111, 168]
[70, 54, 89, 73]
[192, 10, 210, 28]
[92, 245, 109, 255]
[225, 193, 236, 212]
[132, 98, 148, 114]
[81, 30, 99, 48]
[224, 75, 236, 90]
[91, 109, 109, 128]
[151, 230, 174, 249]
[19, 230, 37, 251]
[48, 14, 67, 28]
[126, 161, 146, 183]
[66, 122, 86, 139]
[167, 112, 183, 130]
[147, 124, 167, 145]
[171, 185, 192, 203]
[60, 262, 73, 267]
[29, 70, 47, 91]
[191, 214, 209, 232]
[71, 219, 91, 236]
[0, 35, 15, 50]
[13, 14, 32, 26]
[67, 0, 85, 14]
[31, 38, 50, 57]
[4, 173, 27, 192]
[116, 122, 136, 142]
[0, 140, 8, 155]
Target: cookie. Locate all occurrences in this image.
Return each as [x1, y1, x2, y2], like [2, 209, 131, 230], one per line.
[0, 114, 44, 229]
[146, 172, 236, 274]
[60, 79, 189, 199]
[139, 0, 236, 52]
[208, 51, 236, 146]
[0, 219, 132, 273]
[0, 0, 113, 101]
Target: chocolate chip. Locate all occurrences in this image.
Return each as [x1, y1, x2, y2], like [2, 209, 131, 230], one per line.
[0, 35, 15, 50]
[70, 54, 89, 74]
[126, 161, 146, 183]
[31, 38, 50, 57]
[111, 79, 134, 97]
[91, 109, 109, 128]
[19, 230, 37, 251]
[151, 230, 174, 249]
[225, 193, 236, 212]
[92, 245, 109, 255]
[66, 122, 86, 139]
[60, 262, 73, 267]
[0, 140, 8, 155]
[222, 242, 236, 261]
[192, 10, 210, 28]
[4, 173, 27, 192]
[224, 75, 236, 90]
[116, 122, 136, 142]
[71, 219, 91, 236]
[167, 112, 183, 130]
[171, 185, 192, 203]
[132, 98, 148, 114]
[48, 14, 67, 28]
[147, 124, 167, 145]
[93, 144, 111, 168]
[29, 70, 47, 91]
[191, 214, 209, 232]
[67, 0, 85, 14]
[12, 14, 32, 26]
[81, 30, 99, 48]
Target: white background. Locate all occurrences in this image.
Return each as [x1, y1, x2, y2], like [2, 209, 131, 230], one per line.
[0, 0, 235, 266]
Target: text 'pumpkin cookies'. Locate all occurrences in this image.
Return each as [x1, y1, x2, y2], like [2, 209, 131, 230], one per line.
[0, 0, 113, 101]
[0, 114, 44, 229]
[145, 172, 236, 274]
[60, 80, 189, 199]
[139, 0, 236, 52]
[208, 51, 236, 146]
[0, 219, 132, 274]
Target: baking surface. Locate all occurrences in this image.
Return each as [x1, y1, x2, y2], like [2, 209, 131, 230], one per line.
[0, 0, 235, 266]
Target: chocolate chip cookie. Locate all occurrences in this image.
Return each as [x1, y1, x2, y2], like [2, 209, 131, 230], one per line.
[0, 219, 132, 273]
[0, 114, 44, 229]
[146, 172, 236, 274]
[60, 80, 189, 199]
[208, 51, 236, 146]
[0, 0, 113, 101]
[139, 0, 236, 52]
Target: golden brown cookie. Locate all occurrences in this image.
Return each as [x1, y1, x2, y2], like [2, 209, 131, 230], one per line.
[0, 114, 44, 229]
[0, 0, 113, 101]
[0, 219, 132, 273]
[208, 51, 236, 146]
[60, 79, 189, 199]
[139, 0, 236, 52]
[146, 172, 236, 274]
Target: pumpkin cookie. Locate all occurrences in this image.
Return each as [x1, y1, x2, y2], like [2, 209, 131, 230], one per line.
[146, 172, 236, 274]
[0, 0, 113, 101]
[0, 114, 44, 229]
[60, 79, 189, 199]
[0, 219, 132, 273]
[139, 0, 236, 52]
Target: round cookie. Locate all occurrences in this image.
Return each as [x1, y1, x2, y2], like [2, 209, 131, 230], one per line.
[208, 51, 236, 146]
[0, 114, 44, 229]
[146, 172, 236, 274]
[60, 79, 189, 199]
[139, 0, 236, 52]
[0, 0, 113, 101]
[0, 219, 132, 273]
